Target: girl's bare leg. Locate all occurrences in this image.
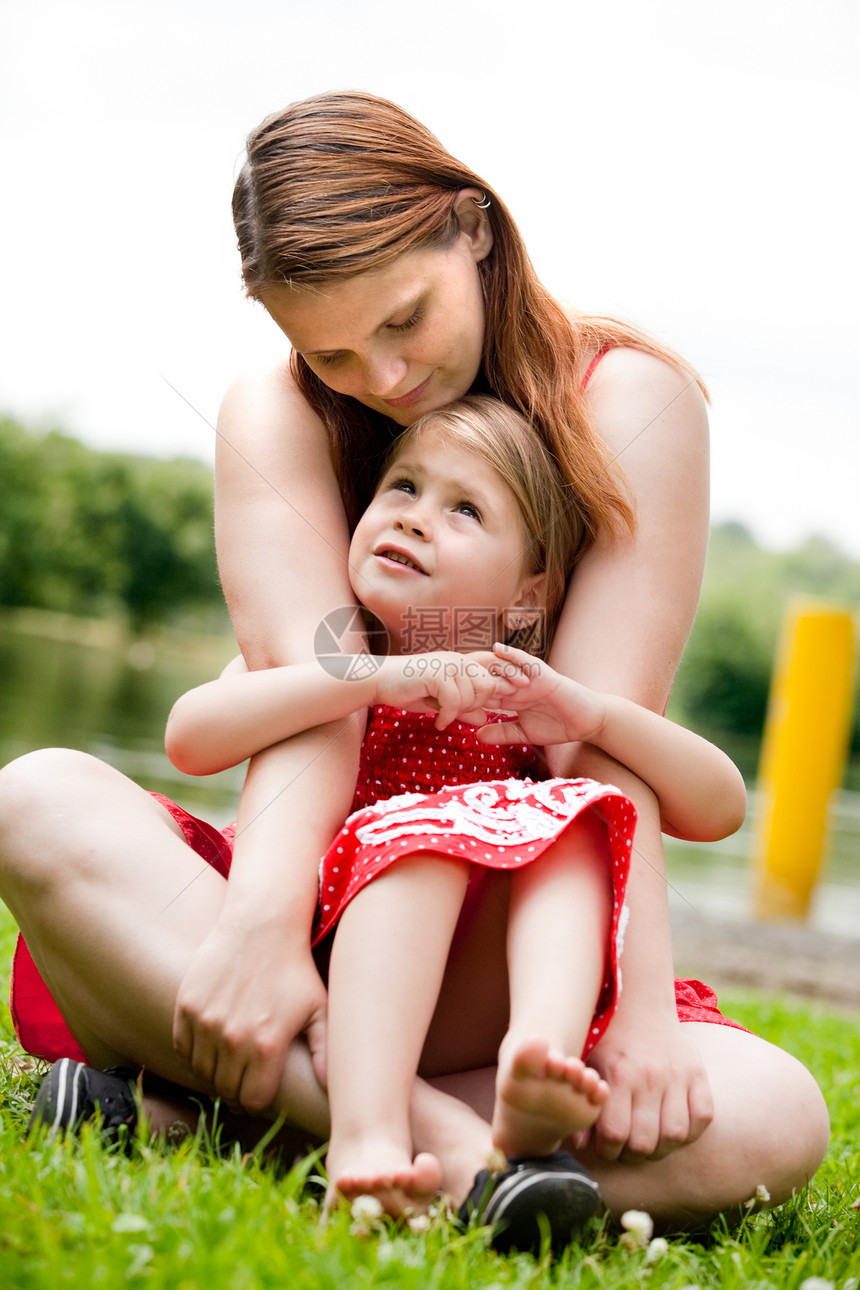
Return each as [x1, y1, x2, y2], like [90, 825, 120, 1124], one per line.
[416, 823, 828, 1225]
[325, 854, 470, 1215]
[493, 813, 612, 1156]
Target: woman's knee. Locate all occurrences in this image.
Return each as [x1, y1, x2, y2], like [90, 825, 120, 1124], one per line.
[770, 1054, 830, 1189]
[0, 747, 106, 815]
[0, 748, 119, 883]
[701, 1027, 830, 1205]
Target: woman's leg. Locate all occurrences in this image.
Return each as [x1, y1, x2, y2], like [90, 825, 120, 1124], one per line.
[583, 1021, 830, 1228]
[0, 749, 328, 1134]
[493, 812, 613, 1156]
[325, 853, 470, 1214]
[0, 753, 496, 1206]
[432, 1022, 829, 1229]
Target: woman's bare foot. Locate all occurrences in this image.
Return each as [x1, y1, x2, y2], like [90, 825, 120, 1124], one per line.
[492, 1035, 609, 1157]
[325, 1141, 443, 1219]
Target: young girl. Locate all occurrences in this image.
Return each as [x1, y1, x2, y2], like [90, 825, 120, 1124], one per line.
[165, 396, 746, 1218]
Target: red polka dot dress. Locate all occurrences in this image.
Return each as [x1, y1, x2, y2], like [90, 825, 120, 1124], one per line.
[313, 705, 636, 1056]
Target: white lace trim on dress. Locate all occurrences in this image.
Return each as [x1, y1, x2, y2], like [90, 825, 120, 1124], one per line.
[352, 777, 622, 849]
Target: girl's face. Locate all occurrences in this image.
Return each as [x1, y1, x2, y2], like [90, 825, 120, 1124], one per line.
[349, 427, 544, 653]
[262, 236, 489, 427]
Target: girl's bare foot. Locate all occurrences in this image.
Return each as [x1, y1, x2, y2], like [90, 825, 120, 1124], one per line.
[492, 1035, 609, 1157]
[326, 1142, 443, 1219]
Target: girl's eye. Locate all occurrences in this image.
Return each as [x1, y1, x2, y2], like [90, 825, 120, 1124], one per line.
[455, 502, 481, 521]
[388, 309, 423, 334]
[388, 476, 416, 495]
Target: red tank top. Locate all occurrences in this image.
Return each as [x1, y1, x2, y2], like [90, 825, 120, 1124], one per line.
[580, 342, 617, 391]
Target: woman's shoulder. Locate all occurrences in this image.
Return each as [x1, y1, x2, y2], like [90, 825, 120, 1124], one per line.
[582, 342, 703, 398]
[217, 356, 322, 448]
[581, 344, 709, 457]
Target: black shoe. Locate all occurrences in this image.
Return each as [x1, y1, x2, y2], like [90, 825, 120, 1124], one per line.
[457, 1149, 601, 1255]
[28, 1058, 138, 1142]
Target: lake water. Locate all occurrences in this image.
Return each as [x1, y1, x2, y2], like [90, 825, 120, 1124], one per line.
[1, 616, 857, 939]
[0, 615, 242, 824]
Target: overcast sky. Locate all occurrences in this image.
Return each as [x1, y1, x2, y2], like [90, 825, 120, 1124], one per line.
[2, 0, 858, 556]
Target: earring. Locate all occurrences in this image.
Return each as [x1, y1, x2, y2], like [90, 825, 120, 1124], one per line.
[473, 192, 491, 209]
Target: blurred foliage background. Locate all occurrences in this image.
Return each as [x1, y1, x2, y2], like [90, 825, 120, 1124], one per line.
[0, 416, 225, 633]
[2, 414, 858, 776]
[671, 521, 860, 778]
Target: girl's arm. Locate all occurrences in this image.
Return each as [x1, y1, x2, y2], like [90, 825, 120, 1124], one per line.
[480, 642, 746, 842]
[166, 659, 376, 775]
[166, 651, 502, 777]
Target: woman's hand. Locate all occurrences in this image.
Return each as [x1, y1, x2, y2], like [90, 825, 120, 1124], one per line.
[172, 917, 328, 1114]
[576, 1011, 714, 1163]
[374, 651, 514, 730]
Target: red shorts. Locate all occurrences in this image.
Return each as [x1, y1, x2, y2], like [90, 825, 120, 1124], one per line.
[10, 795, 746, 1063]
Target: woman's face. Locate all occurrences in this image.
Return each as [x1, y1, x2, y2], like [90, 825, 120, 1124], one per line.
[262, 236, 489, 427]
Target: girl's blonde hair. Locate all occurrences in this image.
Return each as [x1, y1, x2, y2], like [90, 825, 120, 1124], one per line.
[383, 396, 581, 653]
[233, 90, 706, 537]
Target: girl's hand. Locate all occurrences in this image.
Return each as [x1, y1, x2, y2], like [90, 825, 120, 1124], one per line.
[374, 651, 514, 730]
[476, 643, 608, 748]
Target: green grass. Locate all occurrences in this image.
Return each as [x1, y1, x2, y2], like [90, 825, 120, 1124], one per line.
[1, 902, 858, 1288]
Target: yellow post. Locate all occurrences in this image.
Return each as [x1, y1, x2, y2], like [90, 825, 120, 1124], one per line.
[753, 601, 856, 920]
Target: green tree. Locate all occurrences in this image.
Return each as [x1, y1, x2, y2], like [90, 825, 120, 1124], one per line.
[0, 416, 223, 629]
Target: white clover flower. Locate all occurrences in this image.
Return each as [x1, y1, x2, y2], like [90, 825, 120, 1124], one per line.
[375, 1239, 398, 1265]
[350, 1194, 384, 1223]
[644, 1236, 669, 1263]
[619, 1209, 654, 1248]
[743, 1182, 772, 1209]
[798, 1279, 834, 1290]
[407, 1213, 431, 1234]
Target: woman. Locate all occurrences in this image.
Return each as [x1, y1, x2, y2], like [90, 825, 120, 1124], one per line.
[163, 394, 749, 1218]
[1, 91, 827, 1232]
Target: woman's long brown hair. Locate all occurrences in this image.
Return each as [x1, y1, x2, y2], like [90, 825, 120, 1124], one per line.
[233, 90, 706, 549]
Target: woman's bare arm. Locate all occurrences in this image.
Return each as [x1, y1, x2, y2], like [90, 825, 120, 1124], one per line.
[171, 360, 365, 1112]
[548, 344, 713, 1163]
